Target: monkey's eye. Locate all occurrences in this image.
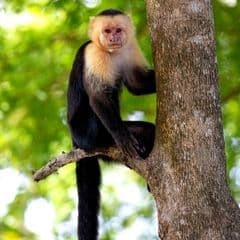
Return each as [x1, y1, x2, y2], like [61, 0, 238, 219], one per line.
[104, 29, 111, 34]
[116, 28, 122, 33]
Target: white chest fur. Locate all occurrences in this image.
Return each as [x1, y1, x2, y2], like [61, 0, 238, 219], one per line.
[84, 43, 134, 85]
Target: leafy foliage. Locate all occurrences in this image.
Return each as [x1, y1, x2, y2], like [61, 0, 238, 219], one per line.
[0, 0, 240, 239]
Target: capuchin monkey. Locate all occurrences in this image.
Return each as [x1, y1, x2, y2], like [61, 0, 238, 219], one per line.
[67, 9, 155, 240]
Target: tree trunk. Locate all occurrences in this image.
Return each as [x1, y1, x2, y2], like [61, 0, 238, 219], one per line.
[145, 0, 240, 239]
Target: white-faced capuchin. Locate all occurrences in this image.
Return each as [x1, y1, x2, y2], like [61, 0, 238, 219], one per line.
[67, 9, 155, 240]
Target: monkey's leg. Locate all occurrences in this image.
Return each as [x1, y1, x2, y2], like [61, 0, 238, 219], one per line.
[124, 121, 155, 158]
[96, 121, 155, 158]
[125, 121, 155, 192]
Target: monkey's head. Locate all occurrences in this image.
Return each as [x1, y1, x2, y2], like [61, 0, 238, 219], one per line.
[89, 9, 134, 53]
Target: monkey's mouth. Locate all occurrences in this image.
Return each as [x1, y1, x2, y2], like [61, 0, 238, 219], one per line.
[108, 43, 123, 49]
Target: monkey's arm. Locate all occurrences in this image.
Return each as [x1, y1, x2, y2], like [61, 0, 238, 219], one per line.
[87, 86, 145, 157]
[124, 68, 156, 95]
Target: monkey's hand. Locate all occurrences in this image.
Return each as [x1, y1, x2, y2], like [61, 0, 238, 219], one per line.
[116, 133, 146, 159]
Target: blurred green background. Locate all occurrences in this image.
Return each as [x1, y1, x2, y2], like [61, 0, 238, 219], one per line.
[0, 0, 239, 239]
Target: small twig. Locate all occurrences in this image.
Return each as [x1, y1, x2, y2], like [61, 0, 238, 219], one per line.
[32, 146, 147, 182]
[222, 85, 240, 103]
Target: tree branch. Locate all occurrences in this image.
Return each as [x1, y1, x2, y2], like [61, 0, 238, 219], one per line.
[222, 85, 240, 103]
[33, 146, 148, 182]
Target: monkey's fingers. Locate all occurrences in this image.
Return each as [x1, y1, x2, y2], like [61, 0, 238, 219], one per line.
[129, 135, 147, 159]
[120, 144, 138, 159]
[122, 135, 145, 159]
[118, 137, 140, 159]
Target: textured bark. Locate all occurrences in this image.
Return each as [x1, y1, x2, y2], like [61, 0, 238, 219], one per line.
[145, 0, 240, 239]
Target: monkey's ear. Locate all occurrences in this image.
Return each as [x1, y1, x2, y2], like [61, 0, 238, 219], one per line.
[88, 16, 96, 38]
[89, 16, 96, 29]
[124, 14, 132, 21]
[89, 16, 96, 22]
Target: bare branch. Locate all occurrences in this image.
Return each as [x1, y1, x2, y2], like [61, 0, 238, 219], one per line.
[33, 147, 147, 182]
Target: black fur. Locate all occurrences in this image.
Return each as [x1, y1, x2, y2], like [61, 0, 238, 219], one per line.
[76, 158, 100, 240]
[98, 9, 124, 16]
[67, 38, 156, 239]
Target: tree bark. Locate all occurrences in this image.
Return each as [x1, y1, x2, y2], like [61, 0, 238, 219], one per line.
[145, 0, 240, 239]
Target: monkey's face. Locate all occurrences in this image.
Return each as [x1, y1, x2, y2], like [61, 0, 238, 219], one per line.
[99, 25, 127, 52]
[89, 15, 134, 53]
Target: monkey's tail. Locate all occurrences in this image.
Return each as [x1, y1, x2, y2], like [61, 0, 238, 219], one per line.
[76, 157, 101, 240]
